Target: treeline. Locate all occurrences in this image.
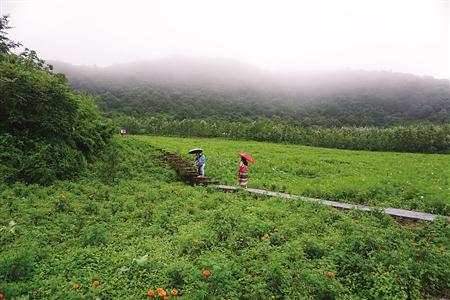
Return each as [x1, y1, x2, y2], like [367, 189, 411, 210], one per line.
[52, 59, 450, 127]
[0, 16, 113, 185]
[113, 114, 450, 153]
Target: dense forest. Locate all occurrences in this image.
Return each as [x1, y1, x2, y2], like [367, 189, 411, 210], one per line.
[52, 58, 450, 127]
[50, 59, 450, 153]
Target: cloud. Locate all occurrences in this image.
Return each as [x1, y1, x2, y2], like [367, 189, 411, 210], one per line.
[4, 0, 449, 78]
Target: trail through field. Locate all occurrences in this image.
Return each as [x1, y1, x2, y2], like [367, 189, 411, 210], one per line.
[161, 147, 449, 222]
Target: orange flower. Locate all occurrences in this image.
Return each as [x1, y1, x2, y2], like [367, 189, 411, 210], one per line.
[273, 228, 280, 233]
[92, 280, 100, 287]
[163, 296, 169, 300]
[0, 293, 5, 299]
[327, 271, 335, 278]
[157, 288, 166, 297]
[280, 235, 285, 241]
[71, 283, 79, 289]
[171, 288, 179, 297]
[147, 290, 155, 297]
[263, 233, 270, 240]
[202, 269, 211, 277]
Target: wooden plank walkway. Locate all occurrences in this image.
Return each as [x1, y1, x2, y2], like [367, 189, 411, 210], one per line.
[215, 185, 449, 222]
[155, 147, 448, 222]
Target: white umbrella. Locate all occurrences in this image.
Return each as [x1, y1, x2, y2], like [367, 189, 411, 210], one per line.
[188, 148, 203, 154]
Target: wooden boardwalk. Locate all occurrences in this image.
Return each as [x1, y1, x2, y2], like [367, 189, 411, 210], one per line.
[215, 185, 449, 222]
[156, 147, 448, 222]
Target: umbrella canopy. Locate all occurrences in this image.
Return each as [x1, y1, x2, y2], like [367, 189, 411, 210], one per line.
[188, 148, 203, 154]
[237, 151, 254, 163]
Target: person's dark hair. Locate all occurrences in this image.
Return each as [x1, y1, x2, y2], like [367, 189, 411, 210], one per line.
[241, 157, 248, 166]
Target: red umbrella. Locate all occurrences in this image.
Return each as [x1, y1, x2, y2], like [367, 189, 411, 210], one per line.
[237, 151, 254, 163]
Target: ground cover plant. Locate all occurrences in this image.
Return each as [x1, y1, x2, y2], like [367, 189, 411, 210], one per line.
[1, 136, 449, 299]
[145, 136, 450, 215]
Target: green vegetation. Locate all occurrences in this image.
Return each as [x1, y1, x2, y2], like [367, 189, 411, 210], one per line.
[114, 115, 450, 153]
[1, 137, 449, 299]
[145, 136, 450, 215]
[0, 16, 113, 185]
[53, 56, 450, 153]
[52, 58, 450, 127]
[1, 16, 449, 300]
[54, 57, 450, 153]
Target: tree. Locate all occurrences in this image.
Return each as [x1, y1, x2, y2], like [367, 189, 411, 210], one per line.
[0, 15, 21, 55]
[0, 16, 113, 184]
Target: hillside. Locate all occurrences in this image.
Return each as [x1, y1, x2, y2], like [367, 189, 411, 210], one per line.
[0, 16, 113, 186]
[1, 136, 449, 299]
[51, 57, 450, 126]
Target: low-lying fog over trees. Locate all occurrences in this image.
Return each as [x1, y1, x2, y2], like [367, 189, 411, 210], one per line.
[51, 57, 450, 126]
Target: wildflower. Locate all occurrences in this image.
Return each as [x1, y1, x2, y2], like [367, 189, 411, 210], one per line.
[157, 288, 166, 297]
[171, 288, 179, 297]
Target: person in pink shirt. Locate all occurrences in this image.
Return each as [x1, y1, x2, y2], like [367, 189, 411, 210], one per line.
[237, 156, 249, 188]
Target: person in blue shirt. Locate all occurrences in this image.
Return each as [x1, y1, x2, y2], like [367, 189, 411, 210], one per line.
[195, 151, 206, 177]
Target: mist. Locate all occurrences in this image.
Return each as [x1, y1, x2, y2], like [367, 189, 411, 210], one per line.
[3, 0, 449, 79]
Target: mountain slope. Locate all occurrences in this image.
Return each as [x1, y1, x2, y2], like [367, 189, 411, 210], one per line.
[50, 57, 450, 126]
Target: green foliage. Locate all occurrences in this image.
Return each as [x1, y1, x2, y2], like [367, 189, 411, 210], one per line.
[81, 225, 111, 246]
[0, 19, 113, 184]
[55, 59, 450, 127]
[0, 245, 37, 282]
[147, 135, 450, 215]
[0, 137, 448, 299]
[0, 15, 21, 55]
[113, 115, 450, 153]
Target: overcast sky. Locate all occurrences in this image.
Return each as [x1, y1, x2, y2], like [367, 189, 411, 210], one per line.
[2, 0, 449, 78]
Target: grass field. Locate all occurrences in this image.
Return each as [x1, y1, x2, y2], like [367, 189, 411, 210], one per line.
[0, 136, 449, 299]
[143, 136, 450, 215]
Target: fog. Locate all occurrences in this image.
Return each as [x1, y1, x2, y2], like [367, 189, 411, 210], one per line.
[3, 0, 449, 79]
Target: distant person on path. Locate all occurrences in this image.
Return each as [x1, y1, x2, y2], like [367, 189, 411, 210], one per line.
[195, 151, 206, 177]
[238, 156, 249, 188]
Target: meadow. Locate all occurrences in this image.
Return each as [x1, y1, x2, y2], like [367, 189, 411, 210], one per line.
[1, 136, 449, 299]
[141, 136, 450, 215]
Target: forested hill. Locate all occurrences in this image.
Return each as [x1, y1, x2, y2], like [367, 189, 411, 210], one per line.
[51, 57, 450, 126]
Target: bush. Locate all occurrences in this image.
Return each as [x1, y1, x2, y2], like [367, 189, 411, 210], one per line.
[0, 52, 113, 185]
[0, 247, 37, 282]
